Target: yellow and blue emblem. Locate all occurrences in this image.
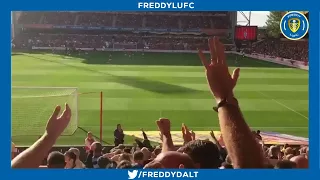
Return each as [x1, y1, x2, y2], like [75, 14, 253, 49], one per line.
[280, 11, 309, 40]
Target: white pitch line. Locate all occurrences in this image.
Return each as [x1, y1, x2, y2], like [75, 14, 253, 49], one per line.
[256, 91, 309, 120]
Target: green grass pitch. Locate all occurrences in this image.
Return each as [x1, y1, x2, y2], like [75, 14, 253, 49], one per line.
[11, 51, 308, 146]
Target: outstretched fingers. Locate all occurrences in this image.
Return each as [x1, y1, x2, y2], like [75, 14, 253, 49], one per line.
[232, 68, 241, 86]
[208, 38, 218, 65]
[198, 49, 209, 69]
[60, 103, 71, 119]
[50, 105, 61, 120]
[214, 37, 226, 65]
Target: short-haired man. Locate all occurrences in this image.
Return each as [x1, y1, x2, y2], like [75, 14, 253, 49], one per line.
[179, 140, 221, 168]
[133, 151, 144, 168]
[47, 151, 65, 168]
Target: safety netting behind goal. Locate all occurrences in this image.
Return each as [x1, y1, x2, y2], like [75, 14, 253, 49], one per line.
[11, 87, 78, 136]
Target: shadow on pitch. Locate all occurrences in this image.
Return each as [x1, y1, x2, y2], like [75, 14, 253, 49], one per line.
[19, 52, 202, 95]
[12, 50, 289, 68]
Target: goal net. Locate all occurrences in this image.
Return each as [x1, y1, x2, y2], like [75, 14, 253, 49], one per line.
[113, 42, 138, 51]
[11, 87, 78, 136]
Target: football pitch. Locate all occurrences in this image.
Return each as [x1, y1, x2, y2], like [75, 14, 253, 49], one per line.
[11, 51, 308, 146]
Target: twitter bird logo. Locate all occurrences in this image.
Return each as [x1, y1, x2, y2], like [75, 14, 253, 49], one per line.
[128, 170, 138, 179]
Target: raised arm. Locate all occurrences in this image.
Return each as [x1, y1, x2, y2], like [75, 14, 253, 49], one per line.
[11, 104, 71, 168]
[156, 118, 174, 152]
[198, 37, 264, 168]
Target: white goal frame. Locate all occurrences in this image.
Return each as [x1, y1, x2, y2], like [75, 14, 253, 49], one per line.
[11, 86, 79, 136]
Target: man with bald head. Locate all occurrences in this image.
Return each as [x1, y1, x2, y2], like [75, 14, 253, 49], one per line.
[144, 151, 195, 169]
[290, 155, 308, 168]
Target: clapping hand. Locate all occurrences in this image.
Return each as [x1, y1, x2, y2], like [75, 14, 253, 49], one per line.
[45, 103, 71, 139]
[198, 37, 240, 103]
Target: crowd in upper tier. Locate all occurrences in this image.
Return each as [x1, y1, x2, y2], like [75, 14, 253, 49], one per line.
[17, 12, 232, 29]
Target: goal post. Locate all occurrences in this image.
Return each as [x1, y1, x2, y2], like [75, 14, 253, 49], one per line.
[11, 86, 78, 136]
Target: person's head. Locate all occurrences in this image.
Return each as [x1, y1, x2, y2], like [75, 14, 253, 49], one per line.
[102, 147, 109, 154]
[133, 151, 144, 165]
[141, 147, 151, 161]
[117, 124, 122, 130]
[47, 151, 65, 168]
[114, 149, 122, 155]
[256, 130, 261, 135]
[117, 160, 133, 169]
[284, 147, 294, 156]
[144, 151, 195, 169]
[285, 154, 294, 160]
[87, 132, 93, 139]
[275, 160, 297, 169]
[98, 156, 117, 169]
[152, 147, 162, 158]
[68, 148, 80, 159]
[91, 142, 103, 155]
[119, 153, 131, 162]
[64, 151, 77, 168]
[123, 148, 131, 154]
[290, 155, 308, 168]
[269, 146, 281, 158]
[179, 140, 221, 168]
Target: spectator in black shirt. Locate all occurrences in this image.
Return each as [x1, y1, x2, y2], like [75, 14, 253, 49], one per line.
[114, 124, 124, 146]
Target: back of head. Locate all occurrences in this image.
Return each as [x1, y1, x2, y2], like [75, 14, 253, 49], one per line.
[123, 148, 131, 154]
[180, 140, 221, 168]
[290, 155, 308, 168]
[284, 147, 294, 156]
[269, 146, 280, 158]
[65, 151, 77, 161]
[152, 151, 195, 169]
[98, 156, 116, 169]
[119, 153, 131, 162]
[141, 147, 151, 160]
[68, 148, 80, 158]
[153, 147, 162, 157]
[133, 151, 144, 162]
[117, 160, 133, 169]
[275, 160, 297, 169]
[93, 142, 103, 155]
[47, 151, 65, 168]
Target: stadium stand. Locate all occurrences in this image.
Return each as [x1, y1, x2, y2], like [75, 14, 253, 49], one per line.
[11, 11, 308, 169]
[252, 39, 308, 61]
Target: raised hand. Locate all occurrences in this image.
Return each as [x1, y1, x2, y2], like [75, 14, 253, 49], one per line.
[210, 130, 217, 139]
[190, 130, 196, 141]
[45, 103, 72, 139]
[182, 123, 192, 143]
[156, 118, 171, 136]
[198, 37, 240, 103]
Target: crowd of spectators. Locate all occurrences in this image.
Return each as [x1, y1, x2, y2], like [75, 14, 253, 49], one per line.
[17, 12, 231, 29]
[252, 39, 308, 61]
[11, 38, 309, 169]
[13, 33, 233, 51]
